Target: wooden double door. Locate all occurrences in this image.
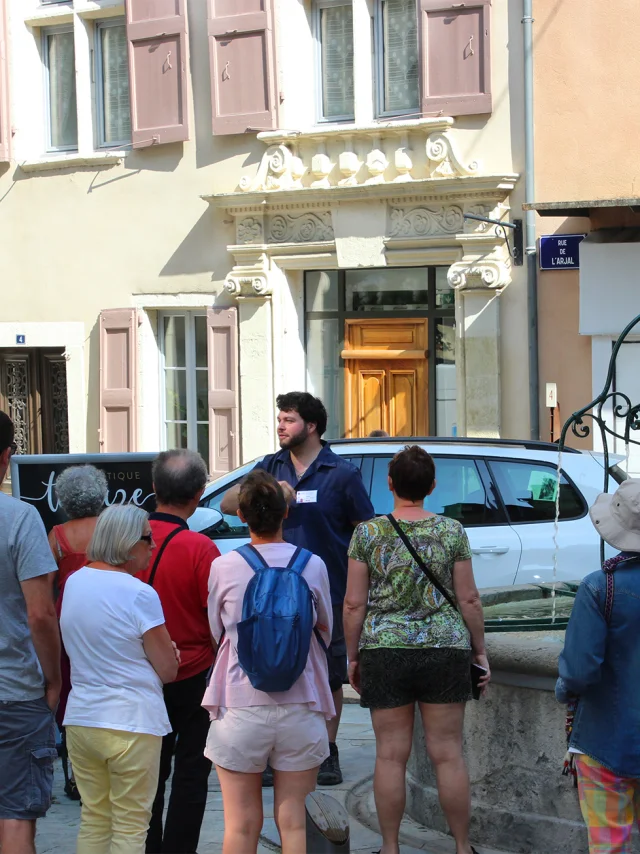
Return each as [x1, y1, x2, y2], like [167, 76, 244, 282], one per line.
[343, 319, 428, 438]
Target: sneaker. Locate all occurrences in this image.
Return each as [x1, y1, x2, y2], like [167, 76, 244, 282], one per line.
[262, 764, 274, 788]
[317, 742, 343, 786]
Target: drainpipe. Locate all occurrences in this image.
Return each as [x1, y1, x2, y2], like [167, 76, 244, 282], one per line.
[523, 0, 540, 439]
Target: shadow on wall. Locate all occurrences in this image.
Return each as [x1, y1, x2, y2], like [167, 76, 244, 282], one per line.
[87, 319, 100, 454]
[187, 0, 265, 177]
[160, 205, 235, 278]
[123, 142, 184, 174]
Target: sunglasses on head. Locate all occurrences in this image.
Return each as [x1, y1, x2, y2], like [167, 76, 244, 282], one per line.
[140, 534, 154, 545]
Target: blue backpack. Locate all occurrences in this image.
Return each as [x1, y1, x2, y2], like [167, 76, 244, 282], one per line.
[235, 544, 326, 693]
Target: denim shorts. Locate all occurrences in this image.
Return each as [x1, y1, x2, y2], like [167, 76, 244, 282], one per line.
[0, 697, 58, 820]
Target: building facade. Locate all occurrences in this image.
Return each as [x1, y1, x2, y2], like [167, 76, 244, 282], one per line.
[0, 0, 532, 479]
[529, 0, 640, 469]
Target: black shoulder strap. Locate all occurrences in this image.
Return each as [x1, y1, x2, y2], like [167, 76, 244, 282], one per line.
[147, 526, 185, 588]
[386, 513, 458, 612]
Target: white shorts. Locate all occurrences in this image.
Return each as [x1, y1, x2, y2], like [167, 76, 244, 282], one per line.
[205, 704, 329, 774]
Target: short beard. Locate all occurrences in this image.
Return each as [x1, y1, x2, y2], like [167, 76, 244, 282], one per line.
[279, 424, 309, 450]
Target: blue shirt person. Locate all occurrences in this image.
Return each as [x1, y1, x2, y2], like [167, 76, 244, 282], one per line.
[221, 392, 374, 786]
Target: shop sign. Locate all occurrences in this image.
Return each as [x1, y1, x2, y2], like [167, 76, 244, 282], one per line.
[539, 233, 587, 270]
[10, 453, 158, 532]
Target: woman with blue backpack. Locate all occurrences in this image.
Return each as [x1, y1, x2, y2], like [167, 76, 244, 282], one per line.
[202, 469, 335, 854]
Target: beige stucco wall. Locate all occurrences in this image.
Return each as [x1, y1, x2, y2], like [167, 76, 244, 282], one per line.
[0, 0, 531, 457]
[533, 0, 640, 202]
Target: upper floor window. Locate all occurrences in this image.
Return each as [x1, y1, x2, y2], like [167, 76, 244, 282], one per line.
[315, 0, 355, 122]
[96, 21, 131, 148]
[377, 0, 419, 117]
[311, 0, 491, 124]
[43, 27, 78, 151]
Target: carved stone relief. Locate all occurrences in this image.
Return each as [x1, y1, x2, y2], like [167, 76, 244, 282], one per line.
[389, 205, 464, 237]
[267, 212, 334, 243]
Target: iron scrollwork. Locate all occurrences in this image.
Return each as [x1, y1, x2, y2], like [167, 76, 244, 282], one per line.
[558, 313, 640, 560]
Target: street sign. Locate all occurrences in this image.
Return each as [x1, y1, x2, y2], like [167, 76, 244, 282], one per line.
[539, 233, 586, 270]
[10, 453, 158, 532]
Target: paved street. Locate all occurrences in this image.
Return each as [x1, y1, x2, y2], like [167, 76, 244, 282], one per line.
[37, 698, 511, 854]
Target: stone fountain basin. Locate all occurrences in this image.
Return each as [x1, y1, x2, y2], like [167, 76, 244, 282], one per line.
[405, 584, 640, 854]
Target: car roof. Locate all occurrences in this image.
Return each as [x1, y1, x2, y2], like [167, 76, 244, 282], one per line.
[326, 436, 580, 462]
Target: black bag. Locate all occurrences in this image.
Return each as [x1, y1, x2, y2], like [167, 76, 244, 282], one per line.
[385, 513, 484, 699]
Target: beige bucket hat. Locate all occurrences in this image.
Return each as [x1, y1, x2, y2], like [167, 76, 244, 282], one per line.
[590, 478, 640, 552]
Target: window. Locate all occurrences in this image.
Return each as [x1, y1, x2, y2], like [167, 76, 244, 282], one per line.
[376, 0, 419, 117]
[368, 454, 503, 525]
[489, 461, 586, 524]
[43, 27, 78, 151]
[96, 21, 131, 147]
[315, 1, 354, 122]
[160, 313, 209, 470]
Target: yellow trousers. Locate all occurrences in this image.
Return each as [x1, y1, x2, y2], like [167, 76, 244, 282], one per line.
[66, 725, 162, 854]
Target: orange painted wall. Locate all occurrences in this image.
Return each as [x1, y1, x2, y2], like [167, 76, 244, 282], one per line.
[537, 217, 593, 448]
[533, 0, 640, 203]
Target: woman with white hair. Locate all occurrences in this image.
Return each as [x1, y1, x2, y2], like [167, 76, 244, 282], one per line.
[48, 464, 108, 799]
[61, 504, 180, 854]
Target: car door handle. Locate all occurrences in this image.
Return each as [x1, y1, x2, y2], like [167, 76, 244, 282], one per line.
[471, 546, 510, 555]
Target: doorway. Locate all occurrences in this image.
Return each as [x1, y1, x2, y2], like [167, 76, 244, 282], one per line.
[343, 319, 428, 437]
[0, 348, 69, 454]
[304, 267, 456, 438]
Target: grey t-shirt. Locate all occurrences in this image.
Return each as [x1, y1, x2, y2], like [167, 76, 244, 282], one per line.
[0, 492, 57, 701]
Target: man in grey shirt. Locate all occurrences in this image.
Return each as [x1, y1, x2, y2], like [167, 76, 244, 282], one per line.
[0, 412, 61, 854]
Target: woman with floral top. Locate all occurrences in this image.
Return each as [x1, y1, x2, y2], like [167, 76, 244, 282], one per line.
[344, 445, 490, 854]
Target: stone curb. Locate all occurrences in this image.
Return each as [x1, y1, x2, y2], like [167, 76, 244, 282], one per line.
[345, 774, 515, 854]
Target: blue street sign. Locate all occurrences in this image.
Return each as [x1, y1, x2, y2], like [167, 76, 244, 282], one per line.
[539, 233, 586, 271]
[15, 334, 25, 345]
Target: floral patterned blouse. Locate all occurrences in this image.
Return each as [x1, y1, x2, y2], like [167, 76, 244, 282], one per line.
[348, 515, 472, 651]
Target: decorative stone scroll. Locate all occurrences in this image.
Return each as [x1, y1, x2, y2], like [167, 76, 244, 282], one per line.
[268, 211, 333, 243]
[426, 133, 480, 178]
[389, 205, 464, 237]
[447, 258, 511, 291]
[224, 253, 272, 299]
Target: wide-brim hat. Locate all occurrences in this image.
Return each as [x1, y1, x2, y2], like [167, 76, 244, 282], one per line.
[589, 478, 640, 552]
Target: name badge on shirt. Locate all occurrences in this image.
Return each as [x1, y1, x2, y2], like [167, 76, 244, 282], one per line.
[296, 490, 318, 504]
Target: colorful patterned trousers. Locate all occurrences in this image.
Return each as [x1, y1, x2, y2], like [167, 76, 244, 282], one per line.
[576, 754, 640, 853]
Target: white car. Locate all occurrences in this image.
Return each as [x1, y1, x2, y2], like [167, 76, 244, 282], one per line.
[189, 438, 626, 589]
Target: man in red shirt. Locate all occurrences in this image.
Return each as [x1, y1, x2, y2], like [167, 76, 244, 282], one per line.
[138, 450, 220, 854]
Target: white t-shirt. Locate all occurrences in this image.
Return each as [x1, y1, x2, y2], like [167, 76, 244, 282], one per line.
[61, 567, 171, 737]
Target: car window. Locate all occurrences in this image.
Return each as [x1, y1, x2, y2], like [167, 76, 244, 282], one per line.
[201, 479, 250, 538]
[489, 460, 585, 523]
[368, 455, 501, 526]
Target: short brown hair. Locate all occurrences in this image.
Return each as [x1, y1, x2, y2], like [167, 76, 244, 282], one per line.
[388, 446, 436, 502]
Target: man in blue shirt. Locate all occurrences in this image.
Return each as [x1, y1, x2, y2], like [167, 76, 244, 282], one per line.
[221, 392, 374, 784]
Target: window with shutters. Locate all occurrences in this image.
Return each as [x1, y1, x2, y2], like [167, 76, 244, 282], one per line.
[159, 312, 210, 470]
[96, 20, 131, 148]
[314, 0, 355, 122]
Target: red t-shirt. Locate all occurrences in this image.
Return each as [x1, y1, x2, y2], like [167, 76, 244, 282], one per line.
[137, 513, 220, 682]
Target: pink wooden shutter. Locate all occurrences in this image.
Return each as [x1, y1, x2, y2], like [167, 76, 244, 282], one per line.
[207, 307, 239, 478]
[99, 309, 138, 453]
[126, 0, 189, 148]
[208, 0, 278, 135]
[0, 0, 10, 162]
[420, 0, 491, 117]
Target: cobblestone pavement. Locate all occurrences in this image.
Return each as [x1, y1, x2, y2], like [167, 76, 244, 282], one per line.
[36, 698, 509, 854]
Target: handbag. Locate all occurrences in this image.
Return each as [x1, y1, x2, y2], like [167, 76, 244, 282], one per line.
[385, 513, 483, 699]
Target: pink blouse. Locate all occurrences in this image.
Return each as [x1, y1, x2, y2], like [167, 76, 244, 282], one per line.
[202, 543, 336, 721]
